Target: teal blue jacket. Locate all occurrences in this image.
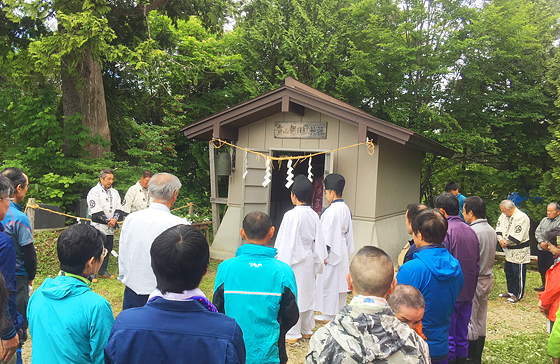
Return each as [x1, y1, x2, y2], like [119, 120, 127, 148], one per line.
[213, 244, 299, 364]
[28, 275, 114, 364]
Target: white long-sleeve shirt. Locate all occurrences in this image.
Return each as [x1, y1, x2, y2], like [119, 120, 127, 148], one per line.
[119, 203, 190, 294]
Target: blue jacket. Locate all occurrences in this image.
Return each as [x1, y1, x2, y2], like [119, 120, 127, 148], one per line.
[396, 245, 464, 361]
[213, 244, 299, 364]
[0, 225, 21, 340]
[27, 275, 114, 364]
[1, 202, 35, 278]
[105, 297, 245, 364]
[457, 193, 466, 221]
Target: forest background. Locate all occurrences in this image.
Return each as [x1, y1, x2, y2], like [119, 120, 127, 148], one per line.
[1, 0, 560, 225]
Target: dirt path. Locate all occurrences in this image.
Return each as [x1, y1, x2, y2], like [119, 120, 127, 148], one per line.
[486, 262, 548, 341]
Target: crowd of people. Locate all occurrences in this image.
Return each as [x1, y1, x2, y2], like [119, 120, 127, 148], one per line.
[1, 167, 560, 363]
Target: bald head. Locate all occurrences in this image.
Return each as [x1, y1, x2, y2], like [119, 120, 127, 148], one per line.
[349, 246, 394, 297]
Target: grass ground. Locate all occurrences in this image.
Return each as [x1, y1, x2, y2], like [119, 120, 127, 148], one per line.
[24, 231, 553, 363]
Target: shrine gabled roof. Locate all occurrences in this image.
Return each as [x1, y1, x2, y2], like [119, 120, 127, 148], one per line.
[180, 77, 454, 157]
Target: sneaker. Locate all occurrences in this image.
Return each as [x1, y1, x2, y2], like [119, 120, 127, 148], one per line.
[97, 273, 115, 279]
[285, 338, 299, 344]
[507, 296, 520, 303]
[499, 292, 512, 298]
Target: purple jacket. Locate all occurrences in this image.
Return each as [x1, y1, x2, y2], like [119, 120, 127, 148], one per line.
[444, 215, 480, 302]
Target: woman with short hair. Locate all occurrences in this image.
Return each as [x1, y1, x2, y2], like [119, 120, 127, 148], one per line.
[27, 224, 114, 364]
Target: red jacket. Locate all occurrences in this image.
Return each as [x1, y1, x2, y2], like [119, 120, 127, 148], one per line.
[540, 259, 560, 321]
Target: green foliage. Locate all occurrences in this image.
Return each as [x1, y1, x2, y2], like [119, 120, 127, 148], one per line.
[3, 0, 118, 76]
[28, 6, 117, 76]
[0, 83, 111, 209]
[33, 173, 75, 201]
[342, 0, 476, 124]
[0, 0, 559, 226]
[420, 0, 559, 213]
[533, 46, 560, 212]
[0, 86, 101, 163]
[120, 116, 179, 171]
[104, 13, 246, 211]
[232, 0, 559, 217]
[0, 5, 245, 213]
[234, 0, 355, 97]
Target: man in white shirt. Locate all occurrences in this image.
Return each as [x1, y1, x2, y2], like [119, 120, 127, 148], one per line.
[87, 169, 125, 280]
[118, 173, 190, 310]
[122, 171, 153, 213]
[315, 174, 354, 322]
[496, 199, 530, 303]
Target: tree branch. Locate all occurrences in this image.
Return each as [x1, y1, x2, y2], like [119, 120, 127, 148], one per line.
[144, 4, 151, 39]
[109, 0, 170, 16]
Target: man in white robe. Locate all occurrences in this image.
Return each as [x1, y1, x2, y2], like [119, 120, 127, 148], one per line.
[275, 175, 328, 342]
[315, 174, 354, 322]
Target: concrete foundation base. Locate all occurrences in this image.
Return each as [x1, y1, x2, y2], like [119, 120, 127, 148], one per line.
[210, 206, 242, 260]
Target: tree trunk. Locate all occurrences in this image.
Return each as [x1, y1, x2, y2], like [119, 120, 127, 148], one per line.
[61, 47, 110, 158]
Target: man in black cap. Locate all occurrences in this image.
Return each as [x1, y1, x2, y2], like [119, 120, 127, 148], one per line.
[275, 175, 328, 343]
[314, 173, 355, 322]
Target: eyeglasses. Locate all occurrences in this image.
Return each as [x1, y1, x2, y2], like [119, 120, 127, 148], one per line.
[102, 247, 108, 258]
